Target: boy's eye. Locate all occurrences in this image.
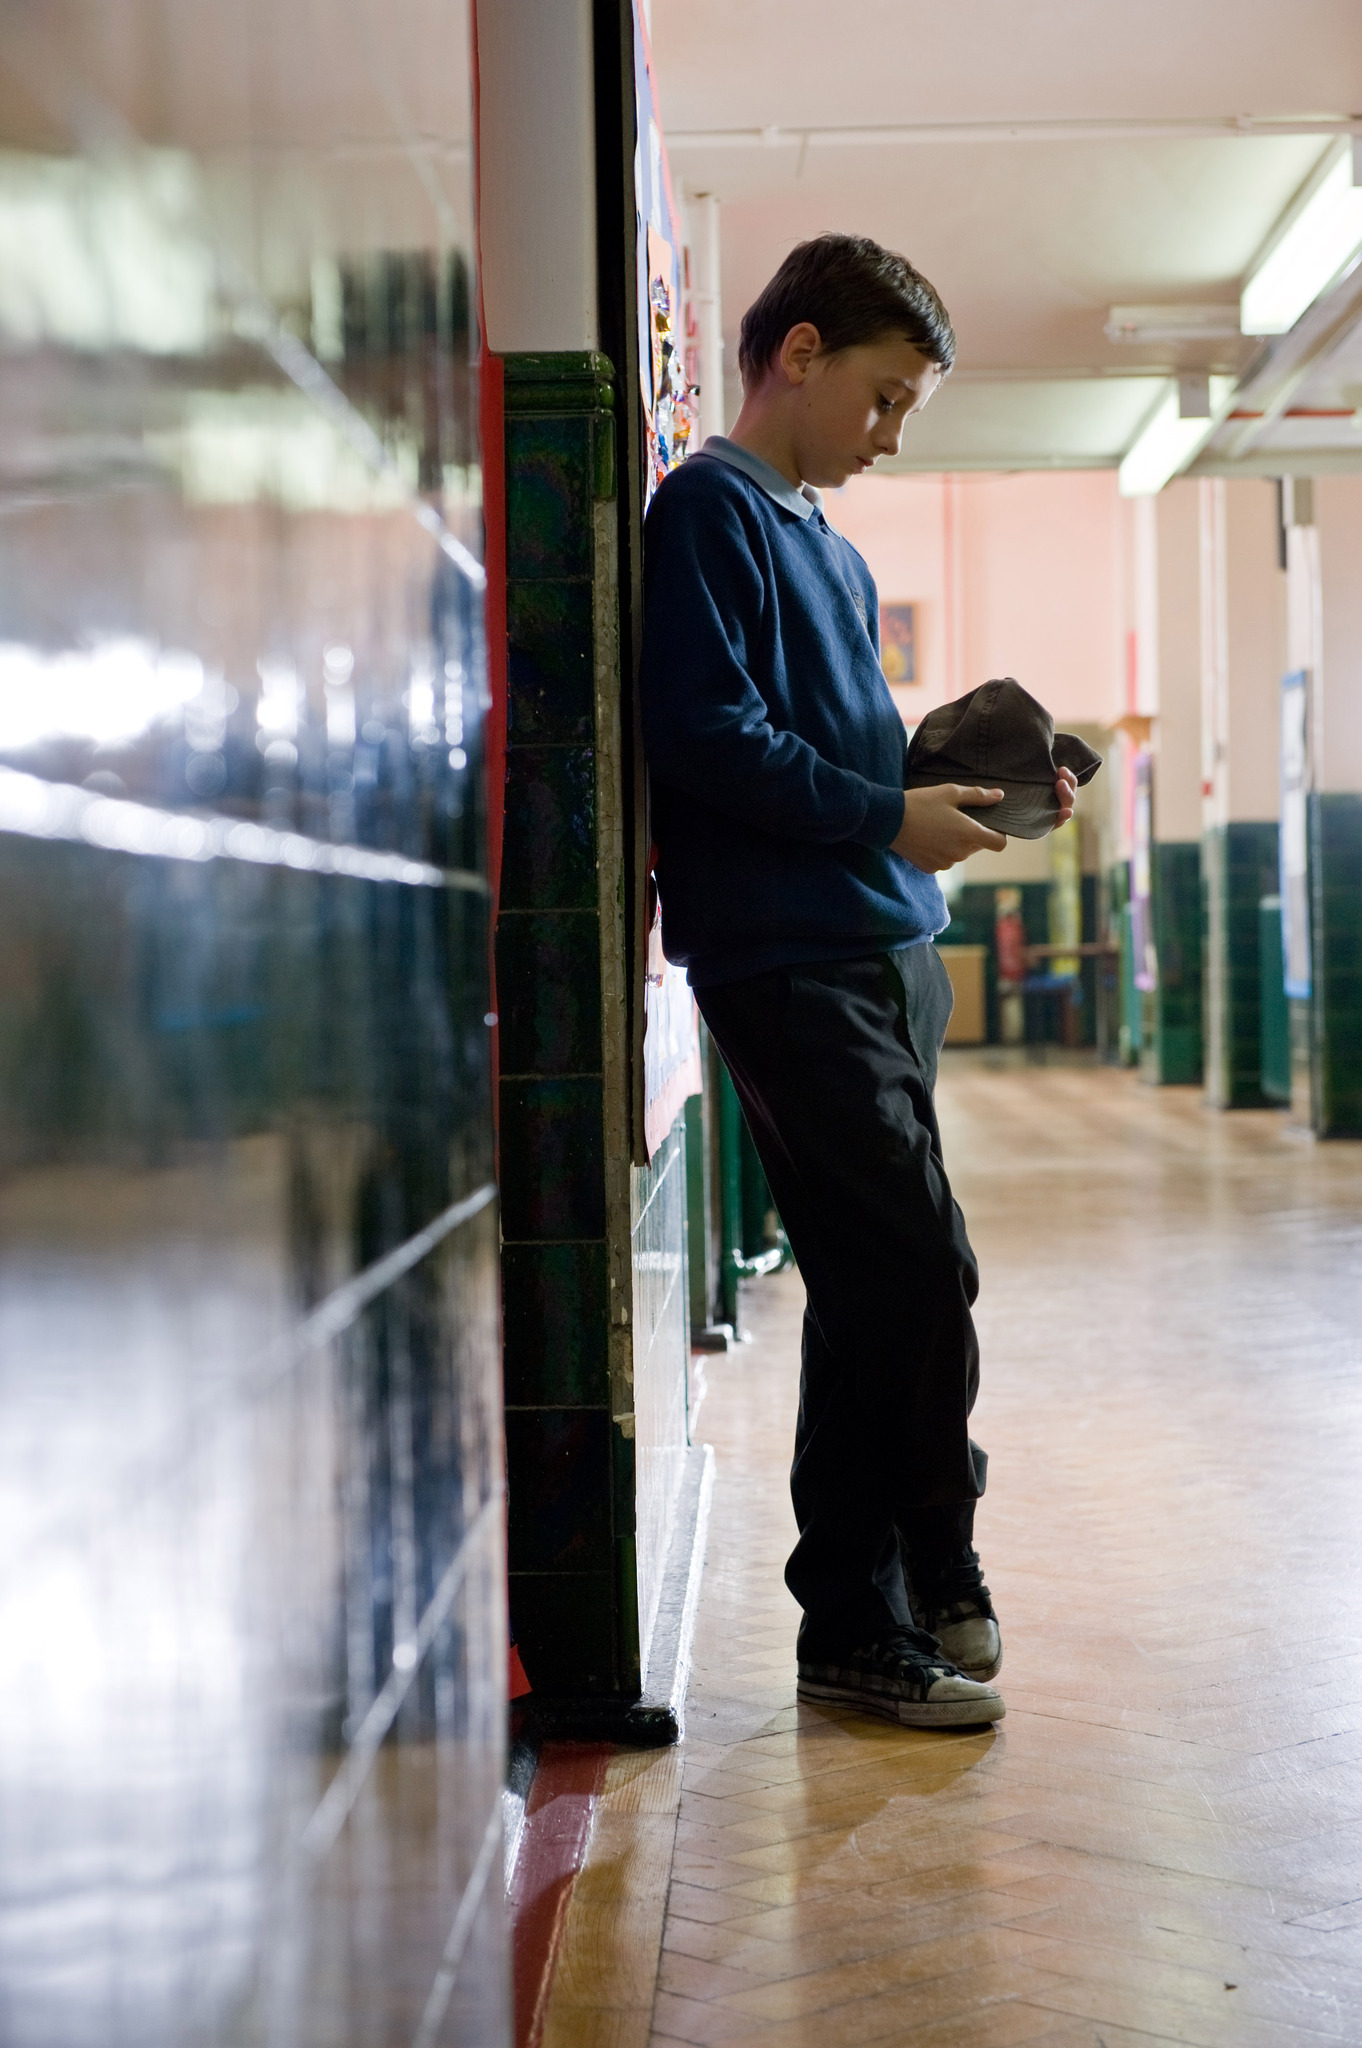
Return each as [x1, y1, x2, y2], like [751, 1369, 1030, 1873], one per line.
[877, 395, 896, 413]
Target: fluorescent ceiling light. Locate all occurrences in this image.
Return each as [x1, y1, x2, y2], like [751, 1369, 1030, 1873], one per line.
[1105, 304, 1241, 344]
[1118, 376, 1235, 496]
[147, 389, 418, 512]
[0, 150, 216, 354]
[1241, 140, 1362, 336]
[0, 638, 205, 750]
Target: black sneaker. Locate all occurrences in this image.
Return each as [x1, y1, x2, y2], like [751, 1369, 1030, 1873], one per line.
[797, 1629, 1004, 1728]
[910, 1547, 1002, 1682]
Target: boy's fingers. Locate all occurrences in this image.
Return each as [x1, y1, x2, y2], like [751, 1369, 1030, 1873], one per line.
[948, 788, 1007, 851]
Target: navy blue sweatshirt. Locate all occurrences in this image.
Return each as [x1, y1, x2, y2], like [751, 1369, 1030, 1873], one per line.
[640, 438, 948, 987]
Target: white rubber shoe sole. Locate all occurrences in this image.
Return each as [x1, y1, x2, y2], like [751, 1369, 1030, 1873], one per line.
[797, 1668, 1005, 1728]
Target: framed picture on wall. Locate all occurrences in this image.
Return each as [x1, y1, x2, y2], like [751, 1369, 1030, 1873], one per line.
[880, 602, 916, 684]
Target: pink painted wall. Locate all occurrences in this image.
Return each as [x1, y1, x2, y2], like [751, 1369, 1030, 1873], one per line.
[830, 469, 1125, 728]
[824, 474, 951, 708]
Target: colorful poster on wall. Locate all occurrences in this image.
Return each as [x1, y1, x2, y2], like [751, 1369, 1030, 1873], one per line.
[995, 887, 1026, 985]
[633, 1, 701, 1155]
[1130, 747, 1156, 994]
[632, 3, 696, 502]
[994, 886, 1026, 1046]
[880, 603, 916, 684]
[1280, 670, 1311, 999]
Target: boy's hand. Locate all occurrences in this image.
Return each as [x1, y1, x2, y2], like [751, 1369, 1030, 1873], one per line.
[892, 785, 1007, 871]
[891, 770, 1079, 872]
[1054, 766, 1078, 827]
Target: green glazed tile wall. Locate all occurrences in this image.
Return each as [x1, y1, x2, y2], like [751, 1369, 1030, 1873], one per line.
[1258, 896, 1291, 1105]
[498, 352, 623, 1697]
[498, 1078, 606, 1240]
[497, 351, 689, 1708]
[1309, 792, 1362, 1137]
[501, 1243, 610, 1407]
[506, 582, 594, 743]
[1141, 841, 1203, 1085]
[496, 911, 602, 1076]
[504, 415, 595, 581]
[1203, 821, 1278, 1109]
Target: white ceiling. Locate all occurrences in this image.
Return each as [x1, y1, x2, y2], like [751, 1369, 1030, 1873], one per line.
[866, 374, 1170, 470]
[650, 0, 1362, 470]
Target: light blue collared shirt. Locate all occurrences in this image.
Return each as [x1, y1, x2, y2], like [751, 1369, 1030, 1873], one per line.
[697, 436, 824, 521]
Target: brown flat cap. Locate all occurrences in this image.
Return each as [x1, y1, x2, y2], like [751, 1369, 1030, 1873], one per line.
[904, 677, 1102, 839]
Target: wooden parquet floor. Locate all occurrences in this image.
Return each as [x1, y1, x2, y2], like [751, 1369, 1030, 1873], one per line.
[646, 1056, 1362, 2048]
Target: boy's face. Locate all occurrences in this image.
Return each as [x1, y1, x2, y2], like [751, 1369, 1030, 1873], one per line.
[778, 327, 943, 488]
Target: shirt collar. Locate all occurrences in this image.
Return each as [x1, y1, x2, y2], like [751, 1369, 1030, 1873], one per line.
[698, 435, 822, 521]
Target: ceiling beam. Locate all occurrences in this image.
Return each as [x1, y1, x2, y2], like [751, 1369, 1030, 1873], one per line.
[667, 114, 1362, 150]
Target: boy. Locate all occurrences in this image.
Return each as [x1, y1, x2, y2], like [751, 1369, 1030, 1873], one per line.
[640, 234, 1076, 1728]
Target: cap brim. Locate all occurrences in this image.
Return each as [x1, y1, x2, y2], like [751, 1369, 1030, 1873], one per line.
[905, 774, 1062, 840]
[1055, 731, 1103, 784]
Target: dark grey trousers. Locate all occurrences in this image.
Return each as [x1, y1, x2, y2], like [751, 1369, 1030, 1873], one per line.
[696, 943, 986, 1659]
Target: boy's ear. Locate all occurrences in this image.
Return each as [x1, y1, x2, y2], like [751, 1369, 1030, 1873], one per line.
[778, 322, 823, 385]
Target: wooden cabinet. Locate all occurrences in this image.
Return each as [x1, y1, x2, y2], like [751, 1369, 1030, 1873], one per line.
[937, 944, 988, 1045]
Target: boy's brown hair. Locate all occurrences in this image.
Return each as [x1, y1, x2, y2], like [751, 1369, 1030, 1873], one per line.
[738, 233, 955, 386]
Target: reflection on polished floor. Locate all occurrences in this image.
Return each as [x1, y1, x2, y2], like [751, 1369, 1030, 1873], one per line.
[645, 1053, 1362, 2047]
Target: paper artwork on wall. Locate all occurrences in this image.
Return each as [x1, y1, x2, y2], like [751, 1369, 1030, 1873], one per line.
[632, 7, 696, 506]
[880, 603, 916, 684]
[1130, 746, 1156, 994]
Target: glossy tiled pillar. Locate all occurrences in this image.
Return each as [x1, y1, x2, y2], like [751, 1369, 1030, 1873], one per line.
[1198, 480, 1284, 1113]
[1144, 484, 1205, 1087]
[1292, 482, 1362, 1138]
[1140, 842, 1203, 1085]
[497, 351, 691, 1707]
[0, 5, 509, 2041]
[497, 352, 630, 1697]
[1307, 793, 1362, 1135]
[1202, 822, 1280, 1108]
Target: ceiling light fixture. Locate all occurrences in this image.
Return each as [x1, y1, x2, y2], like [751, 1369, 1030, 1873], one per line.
[1240, 139, 1362, 335]
[1105, 304, 1242, 344]
[1118, 375, 1236, 495]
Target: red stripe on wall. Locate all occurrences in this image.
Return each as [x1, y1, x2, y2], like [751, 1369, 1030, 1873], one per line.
[480, 350, 508, 922]
[471, 0, 507, 1135]
[511, 1743, 614, 2048]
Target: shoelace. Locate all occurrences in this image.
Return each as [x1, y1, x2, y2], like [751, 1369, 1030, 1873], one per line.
[854, 1631, 953, 1680]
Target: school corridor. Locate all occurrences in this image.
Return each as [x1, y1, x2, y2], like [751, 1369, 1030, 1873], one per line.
[532, 1052, 1362, 2048]
[4, 0, 1362, 2042]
